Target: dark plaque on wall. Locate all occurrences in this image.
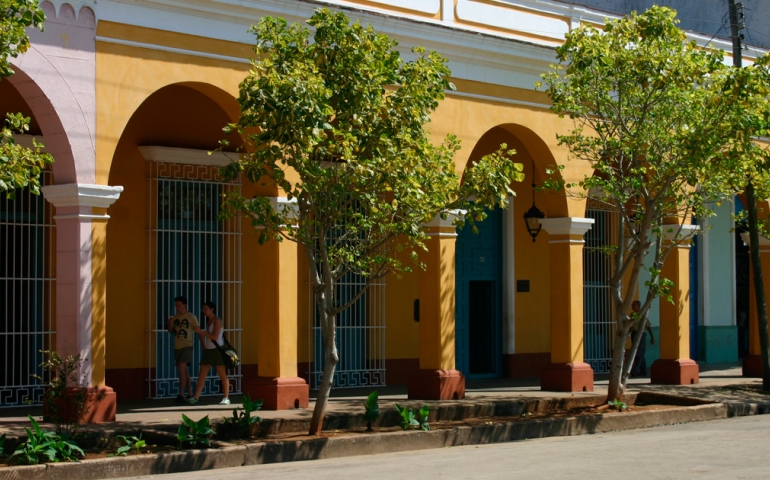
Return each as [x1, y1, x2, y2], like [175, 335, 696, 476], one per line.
[517, 280, 530, 292]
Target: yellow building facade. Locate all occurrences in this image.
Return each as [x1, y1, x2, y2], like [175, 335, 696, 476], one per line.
[2, 0, 754, 416]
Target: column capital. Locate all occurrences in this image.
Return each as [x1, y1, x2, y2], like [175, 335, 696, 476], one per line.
[540, 217, 594, 243]
[250, 196, 299, 231]
[42, 183, 123, 220]
[423, 210, 466, 237]
[740, 232, 770, 248]
[268, 196, 298, 215]
[662, 224, 699, 244]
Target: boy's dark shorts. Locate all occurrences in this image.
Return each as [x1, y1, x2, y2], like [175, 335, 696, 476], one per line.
[174, 347, 193, 365]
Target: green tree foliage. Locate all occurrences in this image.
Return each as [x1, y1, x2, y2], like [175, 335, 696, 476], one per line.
[538, 6, 740, 401]
[1, 0, 53, 197]
[221, 8, 523, 434]
[719, 54, 770, 390]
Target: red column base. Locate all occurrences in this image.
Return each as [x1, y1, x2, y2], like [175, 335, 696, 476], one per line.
[541, 362, 594, 392]
[242, 376, 309, 410]
[43, 386, 117, 424]
[650, 358, 699, 385]
[742, 355, 762, 377]
[408, 369, 465, 400]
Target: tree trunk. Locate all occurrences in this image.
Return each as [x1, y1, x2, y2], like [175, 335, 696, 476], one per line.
[622, 323, 645, 382]
[308, 310, 338, 435]
[745, 181, 770, 390]
[606, 321, 630, 401]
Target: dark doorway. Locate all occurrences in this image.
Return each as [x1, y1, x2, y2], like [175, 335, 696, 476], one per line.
[469, 281, 497, 374]
[455, 208, 502, 378]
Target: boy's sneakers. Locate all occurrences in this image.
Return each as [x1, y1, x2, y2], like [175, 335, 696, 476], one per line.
[186, 397, 199, 405]
[219, 398, 231, 405]
[174, 395, 185, 404]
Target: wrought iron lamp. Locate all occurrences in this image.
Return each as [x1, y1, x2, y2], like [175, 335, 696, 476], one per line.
[523, 160, 545, 242]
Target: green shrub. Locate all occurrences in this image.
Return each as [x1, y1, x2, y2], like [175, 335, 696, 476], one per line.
[395, 403, 430, 431]
[9, 415, 84, 465]
[31, 350, 104, 435]
[417, 405, 430, 431]
[109, 434, 146, 457]
[363, 391, 379, 432]
[177, 414, 214, 449]
[216, 395, 262, 440]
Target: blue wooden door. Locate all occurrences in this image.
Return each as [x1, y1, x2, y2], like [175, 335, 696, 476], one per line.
[455, 208, 503, 378]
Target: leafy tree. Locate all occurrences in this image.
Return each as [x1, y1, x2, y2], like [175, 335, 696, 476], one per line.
[538, 7, 740, 401]
[720, 54, 770, 390]
[221, 8, 523, 434]
[1, 0, 53, 197]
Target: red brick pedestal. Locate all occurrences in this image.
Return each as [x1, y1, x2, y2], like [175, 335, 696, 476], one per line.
[44, 386, 117, 424]
[408, 369, 465, 400]
[242, 376, 309, 410]
[541, 362, 594, 392]
[650, 358, 699, 385]
[742, 355, 762, 378]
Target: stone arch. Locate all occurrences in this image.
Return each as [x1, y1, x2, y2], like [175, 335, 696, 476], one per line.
[460, 123, 569, 218]
[104, 81, 243, 183]
[6, 60, 80, 183]
[456, 124, 571, 380]
[105, 81, 245, 400]
[7, 1, 97, 184]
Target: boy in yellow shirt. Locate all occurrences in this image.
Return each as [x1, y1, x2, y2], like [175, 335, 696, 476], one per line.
[167, 296, 199, 403]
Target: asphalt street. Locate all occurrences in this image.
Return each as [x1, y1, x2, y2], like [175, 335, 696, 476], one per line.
[126, 413, 770, 480]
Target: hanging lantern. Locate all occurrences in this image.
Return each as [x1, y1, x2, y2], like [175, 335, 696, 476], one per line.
[523, 160, 545, 242]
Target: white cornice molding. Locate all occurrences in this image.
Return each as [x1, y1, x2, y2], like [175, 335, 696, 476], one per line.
[138, 146, 241, 167]
[662, 224, 700, 242]
[100, 0, 760, 57]
[423, 210, 466, 237]
[42, 183, 124, 209]
[270, 196, 299, 219]
[445, 89, 550, 109]
[740, 232, 770, 247]
[96, 36, 251, 64]
[456, 1, 568, 41]
[540, 217, 594, 237]
[99, 0, 558, 67]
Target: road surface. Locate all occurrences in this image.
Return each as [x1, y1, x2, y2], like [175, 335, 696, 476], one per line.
[126, 414, 770, 479]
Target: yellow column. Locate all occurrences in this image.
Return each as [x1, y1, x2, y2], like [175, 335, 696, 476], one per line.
[91, 211, 109, 388]
[539, 218, 594, 392]
[651, 225, 699, 384]
[242, 197, 309, 410]
[256, 238, 299, 377]
[743, 234, 770, 377]
[408, 213, 465, 400]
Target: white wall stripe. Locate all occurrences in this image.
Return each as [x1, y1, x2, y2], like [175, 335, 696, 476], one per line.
[95, 35, 251, 65]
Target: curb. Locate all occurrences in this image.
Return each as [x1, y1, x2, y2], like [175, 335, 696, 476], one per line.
[2, 400, 764, 480]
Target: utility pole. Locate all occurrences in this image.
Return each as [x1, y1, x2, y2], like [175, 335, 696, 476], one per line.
[728, 0, 743, 67]
[729, 0, 770, 388]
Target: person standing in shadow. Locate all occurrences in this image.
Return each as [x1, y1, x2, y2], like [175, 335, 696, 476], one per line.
[630, 300, 655, 377]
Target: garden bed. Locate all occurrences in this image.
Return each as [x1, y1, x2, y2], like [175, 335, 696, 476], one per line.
[0, 391, 712, 468]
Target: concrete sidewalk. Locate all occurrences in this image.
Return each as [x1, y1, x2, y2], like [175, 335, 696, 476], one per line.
[3, 363, 770, 480]
[0, 363, 762, 438]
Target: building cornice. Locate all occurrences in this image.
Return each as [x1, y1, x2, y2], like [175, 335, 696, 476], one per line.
[138, 146, 241, 167]
[41, 183, 124, 209]
[540, 217, 594, 237]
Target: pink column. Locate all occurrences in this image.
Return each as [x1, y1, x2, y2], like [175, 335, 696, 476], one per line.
[42, 183, 122, 422]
